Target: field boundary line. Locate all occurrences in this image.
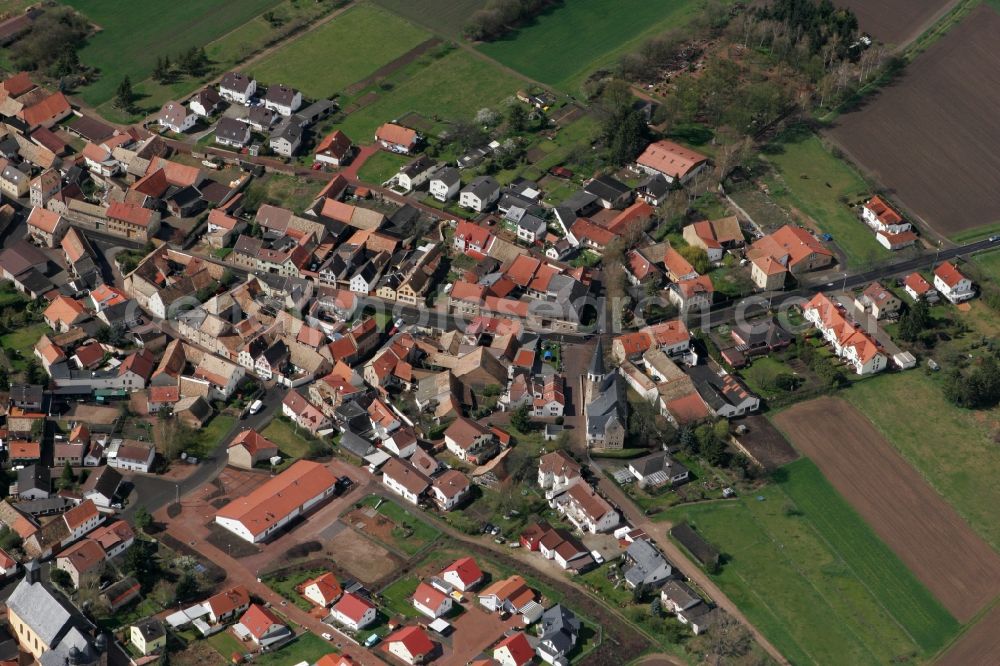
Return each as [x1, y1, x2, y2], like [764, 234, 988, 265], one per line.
[736, 494, 895, 662]
[931, 594, 1000, 661]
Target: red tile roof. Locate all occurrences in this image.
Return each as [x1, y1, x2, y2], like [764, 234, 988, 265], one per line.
[934, 261, 967, 288]
[376, 123, 418, 148]
[386, 625, 435, 657]
[207, 586, 250, 618]
[215, 460, 338, 538]
[315, 130, 352, 159]
[63, 499, 98, 531]
[229, 429, 278, 456]
[332, 592, 375, 623]
[22, 92, 71, 127]
[903, 272, 932, 295]
[441, 557, 483, 586]
[239, 603, 284, 639]
[107, 201, 157, 228]
[494, 632, 534, 666]
[636, 140, 708, 180]
[412, 581, 449, 610]
[864, 196, 903, 226]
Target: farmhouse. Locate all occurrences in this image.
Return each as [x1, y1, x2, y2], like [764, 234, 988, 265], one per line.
[214, 460, 339, 543]
[933, 261, 974, 303]
[682, 217, 744, 262]
[26, 207, 67, 248]
[802, 293, 886, 375]
[634, 139, 708, 184]
[106, 202, 161, 242]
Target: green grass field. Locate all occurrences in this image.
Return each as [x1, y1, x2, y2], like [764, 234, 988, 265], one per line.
[763, 134, 890, 270]
[845, 372, 1000, 549]
[379, 574, 421, 618]
[371, 0, 482, 39]
[666, 459, 957, 664]
[250, 4, 430, 99]
[261, 417, 314, 460]
[64, 0, 281, 106]
[971, 248, 1000, 280]
[336, 50, 524, 141]
[477, 0, 707, 91]
[359, 495, 440, 556]
[251, 633, 331, 666]
[356, 150, 409, 185]
[1, 323, 50, 372]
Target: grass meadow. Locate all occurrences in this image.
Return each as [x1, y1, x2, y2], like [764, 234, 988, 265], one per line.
[336, 50, 524, 141]
[64, 0, 281, 106]
[477, 0, 708, 91]
[666, 459, 957, 664]
[356, 150, 409, 185]
[762, 133, 891, 270]
[250, 4, 430, 99]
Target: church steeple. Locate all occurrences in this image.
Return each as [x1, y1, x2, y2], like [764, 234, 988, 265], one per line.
[586, 338, 605, 383]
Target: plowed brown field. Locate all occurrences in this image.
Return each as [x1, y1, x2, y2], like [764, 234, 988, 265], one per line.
[774, 396, 1000, 622]
[826, 5, 1000, 237]
[837, 0, 956, 45]
[936, 603, 1000, 665]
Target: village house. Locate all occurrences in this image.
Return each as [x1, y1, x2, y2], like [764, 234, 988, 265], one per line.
[269, 118, 304, 157]
[236, 603, 292, 648]
[386, 626, 436, 666]
[329, 592, 377, 631]
[536, 604, 580, 664]
[158, 101, 197, 133]
[82, 466, 121, 509]
[622, 538, 672, 589]
[281, 390, 332, 434]
[855, 282, 902, 320]
[106, 201, 161, 242]
[130, 617, 166, 656]
[219, 72, 257, 104]
[933, 261, 974, 303]
[314, 130, 354, 166]
[107, 439, 156, 472]
[429, 167, 461, 201]
[227, 429, 279, 470]
[902, 272, 938, 302]
[537, 450, 582, 499]
[381, 456, 431, 505]
[669, 274, 714, 312]
[301, 572, 342, 608]
[682, 217, 744, 262]
[26, 206, 67, 248]
[376, 122, 420, 153]
[206, 585, 251, 624]
[494, 632, 535, 666]
[412, 581, 452, 619]
[802, 293, 886, 375]
[628, 451, 689, 488]
[861, 196, 911, 234]
[441, 557, 484, 591]
[460, 176, 501, 213]
[431, 469, 471, 511]
[215, 116, 251, 149]
[747, 225, 835, 289]
[263, 83, 302, 116]
[553, 480, 620, 533]
[453, 220, 496, 256]
[393, 155, 439, 192]
[478, 575, 536, 615]
[0, 163, 30, 198]
[444, 417, 499, 464]
[189, 87, 222, 117]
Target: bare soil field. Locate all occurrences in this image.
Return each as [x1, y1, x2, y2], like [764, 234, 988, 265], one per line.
[936, 603, 1000, 665]
[837, 0, 956, 46]
[774, 396, 1000, 622]
[328, 526, 401, 584]
[731, 415, 798, 470]
[826, 5, 1000, 237]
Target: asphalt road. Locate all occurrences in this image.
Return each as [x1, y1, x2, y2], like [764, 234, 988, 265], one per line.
[122, 383, 286, 519]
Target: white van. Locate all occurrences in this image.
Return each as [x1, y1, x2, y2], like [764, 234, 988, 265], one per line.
[248, 399, 264, 415]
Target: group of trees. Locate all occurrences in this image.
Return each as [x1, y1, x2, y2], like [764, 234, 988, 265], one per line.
[463, 0, 561, 41]
[898, 299, 932, 342]
[680, 420, 732, 467]
[10, 8, 89, 80]
[597, 81, 649, 165]
[152, 46, 210, 84]
[796, 335, 848, 389]
[942, 355, 1000, 410]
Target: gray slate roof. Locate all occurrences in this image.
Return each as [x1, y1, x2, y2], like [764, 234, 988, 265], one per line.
[7, 578, 72, 647]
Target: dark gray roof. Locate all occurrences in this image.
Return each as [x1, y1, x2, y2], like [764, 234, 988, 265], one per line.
[433, 167, 460, 187]
[462, 175, 500, 200]
[661, 579, 700, 609]
[261, 340, 289, 365]
[10, 383, 43, 404]
[623, 538, 672, 587]
[193, 87, 221, 110]
[561, 190, 599, 215]
[82, 465, 122, 499]
[220, 71, 254, 92]
[540, 603, 579, 655]
[216, 117, 250, 143]
[264, 83, 298, 107]
[638, 173, 669, 198]
[17, 465, 49, 493]
[1, 164, 28, 186]
[401, 155, 436, 178]
[272, 119, 303, 143]
[584, 174, 630, 202]
[341, 430, 375, 458]
[247, 105, 277, 128]
[133, 617, 165, 642]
